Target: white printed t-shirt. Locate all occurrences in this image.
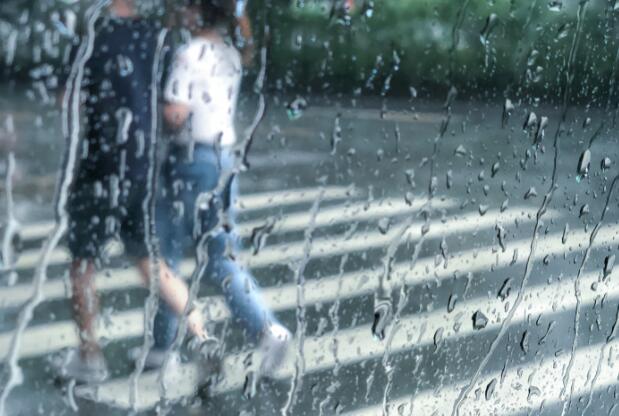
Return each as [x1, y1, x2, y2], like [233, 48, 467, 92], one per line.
[164, 37, 242, 147]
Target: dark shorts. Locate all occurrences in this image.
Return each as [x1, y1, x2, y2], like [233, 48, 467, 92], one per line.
[67, 176, 153, 260]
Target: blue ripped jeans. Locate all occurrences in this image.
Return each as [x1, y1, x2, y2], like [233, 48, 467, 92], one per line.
[153, 143, 277, 350]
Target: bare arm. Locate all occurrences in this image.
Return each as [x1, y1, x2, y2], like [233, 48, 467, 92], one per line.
[237, 14, 254, 67]
[163, 102, 191, 131]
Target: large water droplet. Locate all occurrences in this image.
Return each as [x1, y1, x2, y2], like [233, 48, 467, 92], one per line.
[498, 278, 512, 300]
[472, 311, 488, 330]
[485, 378, 497, 400]
[377, 218, 391, 235]
[479, 13, 498, 45]
[502, 99, 515, 127]
[577, 149, 591, 176]
[372, 297, 393, 341]
[604, 255, 615, 280]
[579, 204, 590, 218]
[520, 330, 529, 353]
[250, 218, 276, 255]
[524, 187, 537, 200]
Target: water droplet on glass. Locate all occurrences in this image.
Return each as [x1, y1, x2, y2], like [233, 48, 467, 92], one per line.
[579, 204, 590, 218]
[447, 293, 457, 313]
[557, 22, 570, 40]
[478, 204, 489, 216]
[330, 113, 342, 155]
[562, 223, 569, 244]
[524, 187, 537, 200]
[430, 176, 438, 196]
[472, 311, 488, 330]
[601, 157, 612, 171]
[547, 0, 563, 12]
[491, 162, 500, 177]
[502, 99, 515, 128]
[500, 199, 509, 212]
[485, 378, 497, 400]
[243, 371, 258, 399]
[377, 218, 391, 235]
[454, 144, 467, 157]
[577, 149, 591, 176]
[604, 255, 615, 279]
[498, 278, 512, 300]
[523, 111, 537, 131]
[250, 218, 276, 255]
[405, 169, 415, 188]
[433, 327, 444, 350]
[114, 107, 132, 144]
[372, 297, 393, 341]
[496, 224, 506, 252]
[117, 54, 134, 77]
[520, 330, 529, 353]
[444, 86, 457, 109]
[534, 116, 549, 144]
[286, 96, 307, 120]
[405, 192, 414, 206]
[479, 13, 498, 45]
[527, 385, 541, 402]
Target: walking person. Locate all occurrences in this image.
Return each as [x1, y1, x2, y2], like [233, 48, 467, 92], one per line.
[149, 0, 291, 377]
[55, 0, 211, 384]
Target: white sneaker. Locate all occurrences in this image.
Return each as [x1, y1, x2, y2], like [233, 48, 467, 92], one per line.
[51, 348, 108, 384]
[258, 324, 291, 377]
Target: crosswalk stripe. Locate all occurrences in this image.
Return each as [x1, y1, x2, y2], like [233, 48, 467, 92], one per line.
[1, 196, 455, 307]
[0, 205, 592, 361]
[10, 195, 449, 272]
[0, 201, 530, 311]
[344, 332, 619, 416]
[16, 186, 360, 242]
[75, 260, 614, 411]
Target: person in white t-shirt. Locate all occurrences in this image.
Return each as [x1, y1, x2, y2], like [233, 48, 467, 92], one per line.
[150, 0, 291, 377]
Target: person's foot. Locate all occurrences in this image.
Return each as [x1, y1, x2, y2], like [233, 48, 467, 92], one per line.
[189, 336, 222, 386]
[51, 348, 109, 384]
[258, 324, 291, 377]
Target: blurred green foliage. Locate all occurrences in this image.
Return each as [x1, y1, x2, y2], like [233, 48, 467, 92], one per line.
[260, 0, 619, 104]
[1, 0, 618, 104]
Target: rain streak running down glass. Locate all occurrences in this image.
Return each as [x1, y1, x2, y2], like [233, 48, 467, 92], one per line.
[3, 0, 619, 415]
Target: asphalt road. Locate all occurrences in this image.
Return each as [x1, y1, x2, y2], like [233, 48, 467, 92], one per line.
[2, 94, 619, 415]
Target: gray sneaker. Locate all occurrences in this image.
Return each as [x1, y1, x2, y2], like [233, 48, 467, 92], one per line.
[189, 337, 222, 386]
[51, 348, 109, 384]
[258, 324, 291, 377]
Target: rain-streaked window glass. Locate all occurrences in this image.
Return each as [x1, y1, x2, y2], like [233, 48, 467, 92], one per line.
[2, 0, 619, 414]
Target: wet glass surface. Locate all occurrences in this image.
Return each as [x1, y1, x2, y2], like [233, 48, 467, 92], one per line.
[2, 1, 619, 415]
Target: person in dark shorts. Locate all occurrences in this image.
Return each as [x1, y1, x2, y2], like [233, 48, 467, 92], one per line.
[56, 0, 210, 384]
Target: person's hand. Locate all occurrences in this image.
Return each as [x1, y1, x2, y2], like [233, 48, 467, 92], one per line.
[241, 41, 255, 67]
[163, 102, 191, 131]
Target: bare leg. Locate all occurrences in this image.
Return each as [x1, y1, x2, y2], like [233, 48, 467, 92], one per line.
[70, 258, 101, 359]
[136, 258, 208, 341]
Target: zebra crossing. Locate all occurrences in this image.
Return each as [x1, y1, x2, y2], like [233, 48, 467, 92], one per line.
[1, 180, 618, 415]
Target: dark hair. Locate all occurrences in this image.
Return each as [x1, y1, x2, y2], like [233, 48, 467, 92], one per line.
[188, 0, 234, 27]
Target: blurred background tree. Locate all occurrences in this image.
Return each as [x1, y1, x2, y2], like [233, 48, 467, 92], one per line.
[0, 0, 617, 106]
